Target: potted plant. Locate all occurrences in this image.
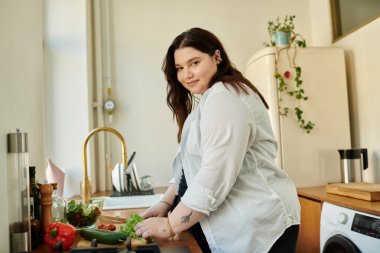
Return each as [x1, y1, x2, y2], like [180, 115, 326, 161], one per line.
[264, 15, 314, 133]
[265, 15, 306, 48]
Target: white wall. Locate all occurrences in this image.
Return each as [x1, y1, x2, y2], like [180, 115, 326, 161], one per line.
[107, 0, 312, 186]
[0, 0, 44, 251]
[334, 19, 380, 183]
[44, 0, 94, 197]
[308, 0, 333, 46]
[309, 0, 380, 183]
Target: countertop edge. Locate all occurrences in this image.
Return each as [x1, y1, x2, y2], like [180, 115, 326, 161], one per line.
[297, 186, 380, 216]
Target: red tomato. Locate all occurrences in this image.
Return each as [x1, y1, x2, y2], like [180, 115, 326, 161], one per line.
[97, 223, 116, 231]
[94, 207, 101, 216]
[108, 224, 116, 231]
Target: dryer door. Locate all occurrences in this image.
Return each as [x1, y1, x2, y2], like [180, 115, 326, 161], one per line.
[322, 234, 360, 253]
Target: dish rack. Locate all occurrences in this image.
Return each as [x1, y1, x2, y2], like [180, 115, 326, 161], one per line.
[110, 187, 154, 197]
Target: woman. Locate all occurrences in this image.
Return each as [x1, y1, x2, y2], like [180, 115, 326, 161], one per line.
[135, 27, 300, 253]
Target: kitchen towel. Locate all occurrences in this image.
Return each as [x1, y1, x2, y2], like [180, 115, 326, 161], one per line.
[45, 158, 66, 197]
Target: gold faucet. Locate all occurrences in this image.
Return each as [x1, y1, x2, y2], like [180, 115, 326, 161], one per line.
[82, 127, 127, 203]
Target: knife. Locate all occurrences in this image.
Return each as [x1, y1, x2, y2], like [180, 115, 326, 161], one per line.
[127, 151, 136, 170]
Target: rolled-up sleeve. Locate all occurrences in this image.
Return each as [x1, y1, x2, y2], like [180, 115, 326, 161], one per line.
[181, 90, 255, 215]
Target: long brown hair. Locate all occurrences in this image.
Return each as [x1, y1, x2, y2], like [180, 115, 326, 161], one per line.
[162, 27, 268, 142]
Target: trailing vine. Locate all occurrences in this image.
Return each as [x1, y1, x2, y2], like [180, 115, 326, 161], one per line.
[265, 15, 315, 133]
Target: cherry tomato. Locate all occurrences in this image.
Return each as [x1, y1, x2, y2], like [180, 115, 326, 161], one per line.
[94, 207, 101, 216]
[97, 223, 116, 231]
[108, 224, 116, 231]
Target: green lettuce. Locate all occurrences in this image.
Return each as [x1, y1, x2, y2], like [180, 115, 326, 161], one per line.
[119, 214, 144, 239]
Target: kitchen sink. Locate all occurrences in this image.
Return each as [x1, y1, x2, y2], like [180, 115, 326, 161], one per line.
[102, 194, 162, 210]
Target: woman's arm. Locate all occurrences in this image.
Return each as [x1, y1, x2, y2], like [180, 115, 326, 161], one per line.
[140, 183, 178, 218]
[161, 182, 177, 205]
[168, 201, 206, 234]
[135, 201, 205, 239]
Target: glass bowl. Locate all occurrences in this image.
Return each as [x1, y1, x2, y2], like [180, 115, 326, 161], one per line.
[66, 199, 102, 228]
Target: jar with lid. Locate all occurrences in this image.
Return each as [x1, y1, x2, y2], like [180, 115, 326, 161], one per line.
[51, 183, 66, 222]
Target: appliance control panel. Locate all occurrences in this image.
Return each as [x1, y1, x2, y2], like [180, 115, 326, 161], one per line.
[351, 213, 380, 239]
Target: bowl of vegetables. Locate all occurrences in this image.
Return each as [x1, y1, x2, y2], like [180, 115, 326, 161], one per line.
[66, 200, 102, 228]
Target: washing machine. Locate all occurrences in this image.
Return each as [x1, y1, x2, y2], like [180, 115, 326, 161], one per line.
[320, 202, 380, 253]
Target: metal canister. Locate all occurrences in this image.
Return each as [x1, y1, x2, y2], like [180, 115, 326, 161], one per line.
[338, 149, 368, 183]
[7, 130, 31, 252]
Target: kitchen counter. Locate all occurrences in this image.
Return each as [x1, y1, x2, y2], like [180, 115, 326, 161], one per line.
[297, 186, 380, 216]
[296, 185, 380, 253]
[32, 188, 201, 253]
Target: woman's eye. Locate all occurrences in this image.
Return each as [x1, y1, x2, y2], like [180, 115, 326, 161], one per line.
[191, 61, 199, 66]
[176, 67, 183, 72]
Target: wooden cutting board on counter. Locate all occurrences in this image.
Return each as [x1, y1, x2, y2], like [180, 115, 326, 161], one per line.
[75, 215, 147, 249]
[326, 182, 380, 201]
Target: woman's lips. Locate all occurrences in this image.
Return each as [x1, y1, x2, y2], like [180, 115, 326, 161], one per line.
[186, 80, 199, 87]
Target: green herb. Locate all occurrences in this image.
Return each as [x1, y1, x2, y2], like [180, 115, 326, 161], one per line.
[119, 214, 144, 239]
[268, 15, 295, 34]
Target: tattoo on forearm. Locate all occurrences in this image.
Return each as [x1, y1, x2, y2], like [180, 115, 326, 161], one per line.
[181, 211, 193, 223]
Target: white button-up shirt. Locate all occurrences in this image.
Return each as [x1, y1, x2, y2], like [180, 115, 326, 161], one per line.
[171, 82, 300, 253]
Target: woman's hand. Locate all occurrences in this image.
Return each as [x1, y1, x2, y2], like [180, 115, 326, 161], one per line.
[141, 183, 177, 219]
[135, 217, 172, 239]
[141, 201, 172, 219]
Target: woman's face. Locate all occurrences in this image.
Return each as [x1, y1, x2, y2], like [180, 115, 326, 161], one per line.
[174, 47, 220, 94]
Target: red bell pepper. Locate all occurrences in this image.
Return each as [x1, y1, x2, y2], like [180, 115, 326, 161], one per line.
[44, 223, 76, 251]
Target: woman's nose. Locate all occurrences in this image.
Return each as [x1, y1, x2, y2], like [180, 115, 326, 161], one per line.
[185, 69, 193, 79]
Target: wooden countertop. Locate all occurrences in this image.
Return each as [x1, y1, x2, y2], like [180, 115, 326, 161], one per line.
[32, 188, 201, 253]
[297, 186, 380, 216]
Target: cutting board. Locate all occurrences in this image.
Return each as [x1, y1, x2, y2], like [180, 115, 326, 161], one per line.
[76, 237, 147, 249]
[326, 183, 380, 201]
[74, 215, 147, 249]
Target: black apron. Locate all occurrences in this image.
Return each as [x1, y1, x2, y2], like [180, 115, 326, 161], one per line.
[172, 172, 211, 253]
